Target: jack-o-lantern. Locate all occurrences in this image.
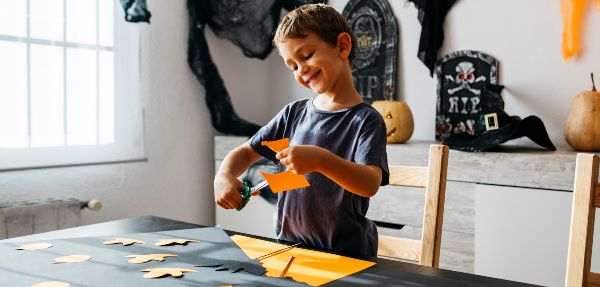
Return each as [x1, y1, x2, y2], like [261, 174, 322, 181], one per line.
[372, 100, 414, 143]
[564, 73, 600, 151]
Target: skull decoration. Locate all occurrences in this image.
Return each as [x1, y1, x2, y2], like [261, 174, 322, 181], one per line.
[445, 61, 487, 95]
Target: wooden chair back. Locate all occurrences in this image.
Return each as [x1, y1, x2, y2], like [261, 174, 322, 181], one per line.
[377, 144, 449, 267]
[566, 153, 600, 287]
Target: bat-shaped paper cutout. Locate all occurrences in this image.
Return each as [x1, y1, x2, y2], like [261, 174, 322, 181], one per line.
[17, 243, 52, 251]
[103, 238, 145, 246]
[141, 267, 197, 279]
[30, 281, 70, 287]
[126, 254, 177, 264]
[154, 238, 200, 246]
[53, 255, 91, 264]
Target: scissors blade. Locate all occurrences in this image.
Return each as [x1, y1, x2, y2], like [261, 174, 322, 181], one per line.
[250, 180, 269, 192]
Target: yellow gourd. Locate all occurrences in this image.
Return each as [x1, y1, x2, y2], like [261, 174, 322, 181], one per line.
[564, 73, 600, 151]
[371, 100, 414, 144]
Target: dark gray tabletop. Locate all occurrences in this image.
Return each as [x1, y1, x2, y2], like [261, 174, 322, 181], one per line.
[1, 215, 538, 287]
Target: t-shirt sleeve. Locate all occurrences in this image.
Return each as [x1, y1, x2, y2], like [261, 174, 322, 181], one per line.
[248, 105, 290, 163]
[355, 121, 390, 186]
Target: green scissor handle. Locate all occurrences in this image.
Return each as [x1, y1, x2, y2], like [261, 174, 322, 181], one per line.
[236, 181, 252, 211]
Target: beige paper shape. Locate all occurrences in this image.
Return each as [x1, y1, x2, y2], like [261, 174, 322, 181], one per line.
[231, 234, 375, 286]
[53, 255, 91, 264]
[17, 243, 53, 251]
[141, 267, 197, 279]
[30, 281, 70, 287]
[261, 138, 289, 153]
[103, 238, 145, 246]
[154, 238, 200, 246]
[126, 254, 177, 264]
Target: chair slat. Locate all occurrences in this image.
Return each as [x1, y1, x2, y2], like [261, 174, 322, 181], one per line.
[378, 235, 421, 262]
[566, 154, 600, 287]
[388, 166, 428, 187]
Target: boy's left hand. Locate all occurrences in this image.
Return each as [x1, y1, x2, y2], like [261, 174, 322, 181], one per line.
[276, 145, 328, 174]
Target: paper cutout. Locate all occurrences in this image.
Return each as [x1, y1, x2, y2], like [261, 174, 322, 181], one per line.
[261, 138, 289, 153]
[155, 238, 200, 246]
[17, 243, 53, 251]
[141, 267, 197, 279]
[259, 170, 310, 192]
[126, 254, 177, 264]
[30, 281, 70, 287]
[53, 255, 91, 264]
[231, 235, 376, 286]
[102, 238, 145, 246]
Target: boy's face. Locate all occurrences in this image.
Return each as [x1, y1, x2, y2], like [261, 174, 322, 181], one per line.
[278, 32, 348, 95]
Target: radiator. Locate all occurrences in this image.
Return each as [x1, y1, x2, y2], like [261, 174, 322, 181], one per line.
[0, 198, 99, 240]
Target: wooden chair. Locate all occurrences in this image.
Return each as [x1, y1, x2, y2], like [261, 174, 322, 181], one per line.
[566, 153, 600, 287]
[377, 144, 449, 267]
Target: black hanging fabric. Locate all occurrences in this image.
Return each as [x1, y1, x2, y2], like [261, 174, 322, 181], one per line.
[119, 0, 151, 23]
[120, 0, 324, 136]
[408, 0, 456, 76]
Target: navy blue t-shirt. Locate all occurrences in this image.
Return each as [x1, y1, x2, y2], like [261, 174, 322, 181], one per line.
[248, 98, 389, 256]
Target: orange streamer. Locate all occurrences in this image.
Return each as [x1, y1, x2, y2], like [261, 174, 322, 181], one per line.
[561, 0, 587, 59]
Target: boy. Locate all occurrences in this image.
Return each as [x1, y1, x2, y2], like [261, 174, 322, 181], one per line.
[213, 4, 389, 257]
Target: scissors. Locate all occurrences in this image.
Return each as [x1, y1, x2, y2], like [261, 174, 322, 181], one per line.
[237, 180, 269, 211]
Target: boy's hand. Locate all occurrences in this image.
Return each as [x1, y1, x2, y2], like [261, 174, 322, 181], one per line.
[214, 172, 245, 209]
[276, 145, 328, 174]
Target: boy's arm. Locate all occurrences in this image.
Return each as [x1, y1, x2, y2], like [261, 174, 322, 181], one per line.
[276, 146, 382, 197]
[214, 143, 263, 209]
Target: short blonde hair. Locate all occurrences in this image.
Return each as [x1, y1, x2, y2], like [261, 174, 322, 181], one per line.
[274, 4, 356, 64]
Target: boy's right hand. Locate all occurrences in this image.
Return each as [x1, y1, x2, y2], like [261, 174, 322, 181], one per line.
[214, 172, 245, 209]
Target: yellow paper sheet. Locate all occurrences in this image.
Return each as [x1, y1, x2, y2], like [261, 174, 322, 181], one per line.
[259, 170, 310, 192]
[230, 235, 375, 286]
[261, 138, 289, 153]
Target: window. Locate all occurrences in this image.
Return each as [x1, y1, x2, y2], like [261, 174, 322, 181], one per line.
[0, 0, 145, 171]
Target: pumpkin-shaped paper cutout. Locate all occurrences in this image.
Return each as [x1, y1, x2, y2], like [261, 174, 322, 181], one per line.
[103, 238, 145, 246]
[141, 267, 197, 279]
[30, 281, 70, 287]
[126, 254, 177, 264]
[259, 170, 310, 192]
[54, 255, 91, 264]
[17, 243, 53, 251]
[154, 238, 200, 246]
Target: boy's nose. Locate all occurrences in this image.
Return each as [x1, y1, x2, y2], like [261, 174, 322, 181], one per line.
[298, 65, 309, 75]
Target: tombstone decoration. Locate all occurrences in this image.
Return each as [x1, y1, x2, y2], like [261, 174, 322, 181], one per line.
[436, 51, 556, 152]
[435, 50, 497, 141]
[343, 0, 398, 103]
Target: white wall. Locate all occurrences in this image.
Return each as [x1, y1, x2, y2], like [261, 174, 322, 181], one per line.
[0, 0, 218, 227]
[269, 0, 600, 147]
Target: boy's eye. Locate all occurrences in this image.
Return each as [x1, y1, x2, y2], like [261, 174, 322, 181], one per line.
[303, 52, 314, 60]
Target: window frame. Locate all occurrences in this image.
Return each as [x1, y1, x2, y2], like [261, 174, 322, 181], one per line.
[0, 0, 146, 171]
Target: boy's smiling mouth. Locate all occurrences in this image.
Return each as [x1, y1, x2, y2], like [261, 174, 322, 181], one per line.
[305, 70, 321, 85]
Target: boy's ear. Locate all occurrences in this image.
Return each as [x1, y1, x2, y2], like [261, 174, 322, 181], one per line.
[337, 32, 352, 60]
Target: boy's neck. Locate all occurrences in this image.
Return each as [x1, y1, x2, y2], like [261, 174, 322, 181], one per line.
[313, 69, 364, 112]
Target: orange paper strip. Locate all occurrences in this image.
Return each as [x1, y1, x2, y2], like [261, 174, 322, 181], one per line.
[231, 235, 375, 286]
[261, 138, 289, 153]
[259, 170, 310, 192]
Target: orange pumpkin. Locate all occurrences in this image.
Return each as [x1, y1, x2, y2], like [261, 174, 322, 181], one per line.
[564, 73, 600, 151]
[372, 100, 414, 143]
